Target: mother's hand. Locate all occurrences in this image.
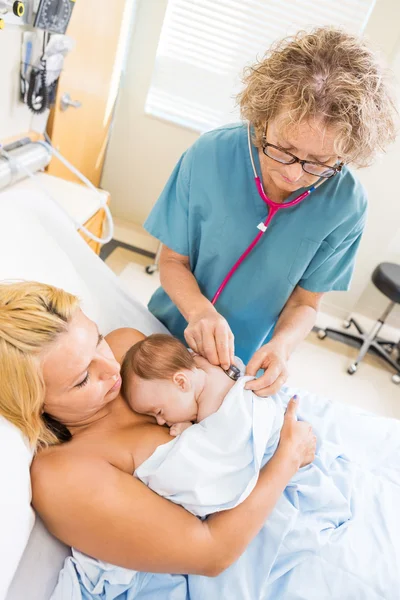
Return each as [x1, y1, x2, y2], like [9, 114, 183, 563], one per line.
[277, 397, 316, 469]
[184, 307, 234, 370]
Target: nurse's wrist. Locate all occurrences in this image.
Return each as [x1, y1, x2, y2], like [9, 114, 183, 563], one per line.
[185, 298, 216, 322]
[268, 336, 291, 360]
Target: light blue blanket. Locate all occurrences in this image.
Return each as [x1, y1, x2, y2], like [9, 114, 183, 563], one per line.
[51, 387, 400, 599]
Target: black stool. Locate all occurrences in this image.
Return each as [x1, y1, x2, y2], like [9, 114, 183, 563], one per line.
[317, 262, 400, 384]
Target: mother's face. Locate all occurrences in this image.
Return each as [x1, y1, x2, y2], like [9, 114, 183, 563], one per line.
[41, 309, 121, 426]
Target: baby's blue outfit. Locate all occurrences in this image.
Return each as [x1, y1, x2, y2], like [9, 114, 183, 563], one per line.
[144, 123, 367, 362]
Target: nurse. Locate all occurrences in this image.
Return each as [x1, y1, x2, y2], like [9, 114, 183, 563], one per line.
[144, 27, 396, 396]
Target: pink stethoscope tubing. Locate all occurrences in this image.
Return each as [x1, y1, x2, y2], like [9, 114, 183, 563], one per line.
[211, 124, 321, 305]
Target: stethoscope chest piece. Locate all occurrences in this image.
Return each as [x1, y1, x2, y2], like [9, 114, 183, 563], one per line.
[224, 364, 241, 381]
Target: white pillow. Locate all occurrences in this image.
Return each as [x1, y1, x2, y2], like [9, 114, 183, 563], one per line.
[0, 418, 34, 600]
[6, 518, 70, 600]
[0, 191, 97, 599]
[0, 192, 98, 322]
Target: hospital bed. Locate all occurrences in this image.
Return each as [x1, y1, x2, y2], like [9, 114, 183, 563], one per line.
[2, 186, 400, 600]
[0, 187, 166, 600]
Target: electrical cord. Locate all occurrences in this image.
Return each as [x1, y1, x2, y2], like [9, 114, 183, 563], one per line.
[27, 59, 49, 114]
[27, 32, 49, 115]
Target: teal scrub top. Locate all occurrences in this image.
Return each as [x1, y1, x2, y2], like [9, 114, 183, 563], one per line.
[144, 123, 367, 363]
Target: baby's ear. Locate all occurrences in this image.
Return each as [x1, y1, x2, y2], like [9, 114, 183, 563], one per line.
[173, 371, 192, 392]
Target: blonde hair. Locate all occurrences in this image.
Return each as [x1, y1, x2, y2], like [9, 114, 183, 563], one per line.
[238, 27, 397, 167]
[121, 334, 194, 397]
[0, 281, 80, 449]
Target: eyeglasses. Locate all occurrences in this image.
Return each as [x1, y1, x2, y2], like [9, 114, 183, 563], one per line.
[262, 133, 343, 179]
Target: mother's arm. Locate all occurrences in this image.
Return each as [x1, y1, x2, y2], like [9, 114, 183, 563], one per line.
[31, 431, 300, 576]
[31, 328, 314, 576]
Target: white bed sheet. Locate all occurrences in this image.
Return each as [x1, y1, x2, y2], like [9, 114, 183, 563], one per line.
[0, 189, 166, 600]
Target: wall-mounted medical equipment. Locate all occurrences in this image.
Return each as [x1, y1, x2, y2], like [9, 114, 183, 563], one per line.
[0, 0, 25, 28]
[0, 137, 114, 244]
[34, 0, 76, 34]
[21, 31, 74, 114]
[1, 0, 76, 31]
[0, 0, 24, 17]
[0, 138, 51, 189]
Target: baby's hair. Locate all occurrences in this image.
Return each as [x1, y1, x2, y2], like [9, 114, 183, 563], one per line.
[121, 334, 195, 398]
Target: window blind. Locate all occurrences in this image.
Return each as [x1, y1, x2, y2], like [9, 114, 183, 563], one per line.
[145, 0, 377, 133]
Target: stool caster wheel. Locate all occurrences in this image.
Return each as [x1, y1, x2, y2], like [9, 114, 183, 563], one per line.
[383, 345, 394, 354]
[317, 329, 327, 340]
[347, 364, 357, 375]
[392, 374, 400, 385]
[343, 319, 351, 329]
[145, 265, 157, 275]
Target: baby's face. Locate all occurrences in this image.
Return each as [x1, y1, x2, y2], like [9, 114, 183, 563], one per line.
[126, 372, 198, 426]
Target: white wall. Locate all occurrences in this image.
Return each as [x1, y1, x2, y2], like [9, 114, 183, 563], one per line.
[103, 0, 400, 328]
[323, 22, 400, 328]
[319, 0, 400, 327]
[101, 0, 198, 225]
[0, 27, 34, 139]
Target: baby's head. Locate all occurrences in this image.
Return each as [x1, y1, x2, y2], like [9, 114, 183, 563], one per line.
[121, 334, 202, 426]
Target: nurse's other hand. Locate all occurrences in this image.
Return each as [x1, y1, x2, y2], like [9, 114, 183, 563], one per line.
[184, 308, 234, 370]
[245, 341, 288, 396]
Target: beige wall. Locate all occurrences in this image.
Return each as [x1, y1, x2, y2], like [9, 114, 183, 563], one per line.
[102, 0, 400, 327]
[324, 3, 400, 327]
[0, 27, 35, 139]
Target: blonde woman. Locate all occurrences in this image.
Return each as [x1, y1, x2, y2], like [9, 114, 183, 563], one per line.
[0, 282, 314, 568]
[1, 281, 400, 599]
[144, 27, 397, 396]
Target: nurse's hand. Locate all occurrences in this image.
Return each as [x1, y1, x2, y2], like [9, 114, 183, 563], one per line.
[245, 341, 288, 396]
[184, 307, 235, 370]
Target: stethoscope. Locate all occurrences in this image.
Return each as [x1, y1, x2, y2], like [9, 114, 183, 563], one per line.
[211, 124, 332, 305]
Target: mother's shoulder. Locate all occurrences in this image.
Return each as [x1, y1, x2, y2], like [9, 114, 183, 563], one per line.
[105, 328, 146, 364]
[31, 444, 101, 496]
[30, 445, 121, 526]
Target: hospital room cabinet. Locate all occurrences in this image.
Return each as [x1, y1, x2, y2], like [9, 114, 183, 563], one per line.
[79, 201, 109, 255]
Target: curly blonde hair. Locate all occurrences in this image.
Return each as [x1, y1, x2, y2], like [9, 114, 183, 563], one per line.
[0, 281, 80, 449]
[238, 27, 397, 167]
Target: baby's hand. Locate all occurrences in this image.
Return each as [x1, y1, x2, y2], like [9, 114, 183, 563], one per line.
[169, 422, 193, 437]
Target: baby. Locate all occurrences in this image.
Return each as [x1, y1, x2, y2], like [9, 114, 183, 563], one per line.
[121, 334, 237, 436]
